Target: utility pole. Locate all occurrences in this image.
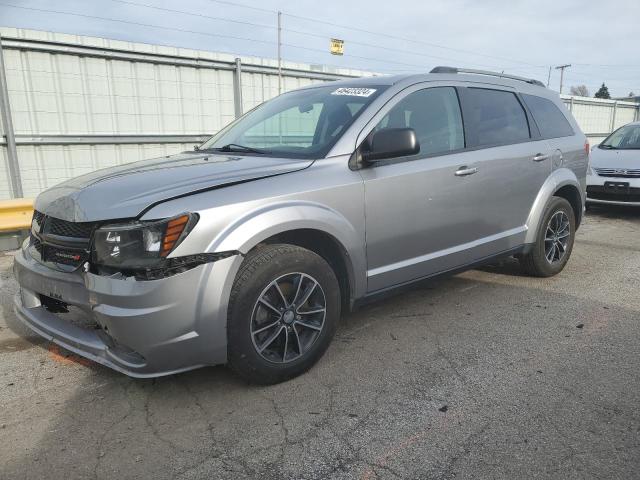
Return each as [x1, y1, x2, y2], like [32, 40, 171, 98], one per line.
[555, 64, 571, 94]
[547, 66, 551, 87]
[277, 11, 282, 94]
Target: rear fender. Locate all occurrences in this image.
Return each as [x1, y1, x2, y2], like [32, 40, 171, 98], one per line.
[525, 168, 583, 244]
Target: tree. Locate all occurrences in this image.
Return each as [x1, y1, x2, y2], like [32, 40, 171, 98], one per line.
[569, 85, 589, 97]
[629, 92, 636, 98]
[594, 83, 611, 99]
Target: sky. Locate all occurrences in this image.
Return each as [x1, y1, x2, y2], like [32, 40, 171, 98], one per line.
[0, 0, 638, 98]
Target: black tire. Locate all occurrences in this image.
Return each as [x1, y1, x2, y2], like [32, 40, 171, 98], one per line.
[227, 244, 340, 384]
[520, 196, 576, 277]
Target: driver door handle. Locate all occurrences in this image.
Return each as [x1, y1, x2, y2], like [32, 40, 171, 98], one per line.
[532, 153, 549, 162]
[455, 166, 478, 177]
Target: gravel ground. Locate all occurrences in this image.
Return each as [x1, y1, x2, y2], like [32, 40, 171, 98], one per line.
[0, 205, 638, 480]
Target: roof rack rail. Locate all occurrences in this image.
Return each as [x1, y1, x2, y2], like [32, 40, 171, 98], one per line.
[430, 66, 546, 87]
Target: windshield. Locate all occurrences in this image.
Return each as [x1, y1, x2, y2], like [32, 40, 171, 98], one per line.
[199, 85, 387, 159]
[600, 124, 640, 150]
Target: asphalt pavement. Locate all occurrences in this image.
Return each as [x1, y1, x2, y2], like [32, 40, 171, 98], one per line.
[1, 205, 638, 479]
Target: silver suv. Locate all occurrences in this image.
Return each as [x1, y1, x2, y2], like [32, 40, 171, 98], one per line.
[14, 67, 588, 383]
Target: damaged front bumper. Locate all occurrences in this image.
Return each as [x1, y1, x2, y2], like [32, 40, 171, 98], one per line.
[13, 244, 242, 377]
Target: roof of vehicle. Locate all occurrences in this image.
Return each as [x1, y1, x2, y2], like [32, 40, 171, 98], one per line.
[304, 67, 550, 95]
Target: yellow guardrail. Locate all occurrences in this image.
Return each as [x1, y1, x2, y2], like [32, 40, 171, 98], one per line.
[0, 198, 34, 233]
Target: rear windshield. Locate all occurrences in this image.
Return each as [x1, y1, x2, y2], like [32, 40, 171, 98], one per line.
[199, 85, 387, 159]
[522, 94, 574, 139]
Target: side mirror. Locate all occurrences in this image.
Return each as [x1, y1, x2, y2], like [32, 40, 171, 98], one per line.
[363, 128, 420, 163]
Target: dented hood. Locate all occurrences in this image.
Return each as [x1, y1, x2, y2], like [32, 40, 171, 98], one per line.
[35, 152, 313, 222]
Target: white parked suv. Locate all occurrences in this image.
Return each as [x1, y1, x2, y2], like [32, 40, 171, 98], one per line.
[587, 122, 640, 206]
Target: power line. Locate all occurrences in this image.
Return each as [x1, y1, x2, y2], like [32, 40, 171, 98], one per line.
[282, 28, 517, 71]
[2, 0, 637, 92]
[283, 43, 428, 69]
[200, 0, 277, 14]
[109, 0, 530, 72]
[110, 0, 276, 31]
[0, 2, 430, 73]
[0, 2, 276, 46]
[202, 0, 640, 72]
[199, 0, 549, 69]
[280, 13, 547, 69]
[110, 0, 447, 67]
[0, 1, 434, 71]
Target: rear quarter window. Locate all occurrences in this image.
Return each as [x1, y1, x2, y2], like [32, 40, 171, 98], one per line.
[522, 94, 574, 139]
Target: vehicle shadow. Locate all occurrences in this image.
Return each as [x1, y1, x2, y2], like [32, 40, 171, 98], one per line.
[586, 203, 640, 219]
[473, 256, 526, 277]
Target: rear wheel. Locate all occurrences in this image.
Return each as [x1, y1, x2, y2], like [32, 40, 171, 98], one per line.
[227, 244, 340, 384]
[520, 196, 576, 277]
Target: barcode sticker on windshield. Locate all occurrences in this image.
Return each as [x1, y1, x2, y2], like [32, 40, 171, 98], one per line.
[331, 87, 377, 97]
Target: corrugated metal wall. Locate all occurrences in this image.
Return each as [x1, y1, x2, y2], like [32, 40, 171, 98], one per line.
[0, 28, 638, 200]
[0, 27, 372, 199]
[561, 94, 639, 145]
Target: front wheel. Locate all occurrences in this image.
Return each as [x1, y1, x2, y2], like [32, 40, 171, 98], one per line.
[227, 244, 340, 384]
[520, 196, 576, 277]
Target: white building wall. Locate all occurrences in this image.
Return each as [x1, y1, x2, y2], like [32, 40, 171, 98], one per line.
[0, 28, 370, 199]
[1, 28, 638, 200]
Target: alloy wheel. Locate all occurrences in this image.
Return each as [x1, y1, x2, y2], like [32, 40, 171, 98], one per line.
[250, 272, 326, 363]
[544, 211, 571, 264]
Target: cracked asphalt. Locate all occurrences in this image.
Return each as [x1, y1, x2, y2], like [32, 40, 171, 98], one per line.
[1, 205, 639, 479]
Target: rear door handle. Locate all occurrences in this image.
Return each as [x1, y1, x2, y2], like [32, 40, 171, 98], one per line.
[532, 153, 549, 162]
[455, 166, 478, 177]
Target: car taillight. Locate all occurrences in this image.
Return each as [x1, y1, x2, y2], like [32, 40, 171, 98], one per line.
[584, 141, 590, 155]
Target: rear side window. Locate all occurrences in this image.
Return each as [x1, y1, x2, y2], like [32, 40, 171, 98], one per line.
[465, 88, 530, 147]
[522, 94, 574, 138]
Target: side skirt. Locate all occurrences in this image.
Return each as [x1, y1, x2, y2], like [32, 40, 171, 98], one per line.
[350, 244, 530, 311]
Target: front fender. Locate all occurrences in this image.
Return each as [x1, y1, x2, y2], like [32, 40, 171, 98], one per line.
[209, 200, 366, 299]
[525, 168, 582, 244]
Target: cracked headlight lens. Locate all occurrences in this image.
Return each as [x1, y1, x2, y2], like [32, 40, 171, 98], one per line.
[92, 213, 198, 269]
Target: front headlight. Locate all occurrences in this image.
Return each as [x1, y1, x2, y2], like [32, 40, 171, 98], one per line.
[92, 213, 198, 269]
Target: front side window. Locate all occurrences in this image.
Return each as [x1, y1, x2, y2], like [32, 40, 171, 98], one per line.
[373, 87, 465, 157]
[522, 94, 574, 138]
[200, 85, 387, 159]
[466, 88, 530, 147]
[600, 124, 640, 150]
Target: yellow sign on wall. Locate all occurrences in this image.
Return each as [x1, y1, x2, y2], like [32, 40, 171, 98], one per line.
[330, 38, 344, 56]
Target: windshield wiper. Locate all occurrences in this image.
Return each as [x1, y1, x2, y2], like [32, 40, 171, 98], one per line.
[215, 143, 270, 154]
[600, 144, 617, 149]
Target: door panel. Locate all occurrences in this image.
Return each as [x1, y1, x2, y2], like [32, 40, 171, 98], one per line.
[363, 150, 487, 291]
[361, 84, 553, 293]
[361, 86, 480, 292]
[459, 140, 551, 261]
[459, 87, 552, 261]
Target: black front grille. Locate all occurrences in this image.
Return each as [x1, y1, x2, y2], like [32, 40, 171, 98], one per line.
[48, 217, 95, 238]
[31, 235, 44, 256]
[30, 211, 95, 269]
[587, 186, 640, 203]
[32, 210, 45, 226]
